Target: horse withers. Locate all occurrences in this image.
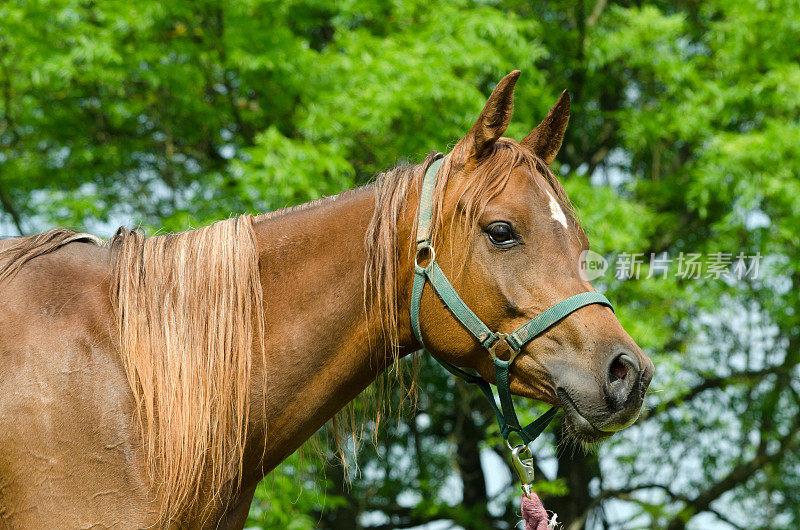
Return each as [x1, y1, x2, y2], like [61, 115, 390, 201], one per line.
[0, 70, 653, 528]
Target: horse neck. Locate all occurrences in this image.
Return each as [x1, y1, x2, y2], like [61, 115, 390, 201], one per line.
[245, 186, 418, 479]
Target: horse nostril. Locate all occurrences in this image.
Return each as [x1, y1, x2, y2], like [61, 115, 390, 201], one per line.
[609, 357, 629, 381]
[605, 353, 639, 410]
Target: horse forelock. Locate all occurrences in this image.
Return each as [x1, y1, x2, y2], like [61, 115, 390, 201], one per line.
[109, 215, 266, 524]
[442, 138, 583, 246]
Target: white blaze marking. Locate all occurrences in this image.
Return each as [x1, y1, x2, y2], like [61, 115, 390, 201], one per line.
[547, 190, 568, 228]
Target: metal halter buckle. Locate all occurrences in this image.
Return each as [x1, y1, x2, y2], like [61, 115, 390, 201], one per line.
[487, 332, 511, 360]
[510, 444, 535, 497]
[414, 243, 436, 274]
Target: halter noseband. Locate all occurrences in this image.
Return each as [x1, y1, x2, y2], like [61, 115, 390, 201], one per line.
[410, 153, 613, 448]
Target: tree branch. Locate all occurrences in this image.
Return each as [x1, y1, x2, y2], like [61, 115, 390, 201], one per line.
[362, 503, 498, 530]
[0, 183, 24, 235]
[640, 364, 785, 421]
[583, 120, 617, 179]
[586, 0, 608, 27]
[665, 422, 800, 530]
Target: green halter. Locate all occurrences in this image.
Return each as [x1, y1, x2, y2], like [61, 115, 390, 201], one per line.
[410, 154, 613, 445]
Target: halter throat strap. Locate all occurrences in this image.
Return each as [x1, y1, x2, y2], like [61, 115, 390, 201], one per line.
[410, 154, 613, 444]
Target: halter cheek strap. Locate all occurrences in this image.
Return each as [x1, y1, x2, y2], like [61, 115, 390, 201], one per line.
[410, 154, 613, 445]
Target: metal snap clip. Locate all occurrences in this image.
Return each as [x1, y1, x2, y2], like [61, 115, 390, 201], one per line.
[510, 444, 535, 497]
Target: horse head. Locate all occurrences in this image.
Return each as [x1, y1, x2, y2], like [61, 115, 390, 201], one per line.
[412, 71, 654, 443]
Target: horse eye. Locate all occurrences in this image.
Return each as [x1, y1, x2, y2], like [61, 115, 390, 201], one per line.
[486, 222, 516, 246]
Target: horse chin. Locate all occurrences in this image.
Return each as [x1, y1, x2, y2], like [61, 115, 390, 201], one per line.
[557, 388, 616, 445]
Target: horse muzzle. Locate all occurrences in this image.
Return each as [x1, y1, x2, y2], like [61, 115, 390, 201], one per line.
[552, 344, 654, 442]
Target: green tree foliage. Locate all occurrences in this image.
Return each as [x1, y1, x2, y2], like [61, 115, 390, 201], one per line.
[1, 0, 798, 528]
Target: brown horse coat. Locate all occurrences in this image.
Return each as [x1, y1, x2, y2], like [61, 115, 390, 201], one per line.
[0, 71, 653, 528]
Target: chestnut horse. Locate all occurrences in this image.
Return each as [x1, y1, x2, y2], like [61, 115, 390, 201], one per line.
[0, 71, 653, 528]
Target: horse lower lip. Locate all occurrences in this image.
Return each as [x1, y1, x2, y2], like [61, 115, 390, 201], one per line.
[557, 389, 615, 437]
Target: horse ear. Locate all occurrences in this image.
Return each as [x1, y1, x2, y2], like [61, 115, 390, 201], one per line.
[456, 70, 520, 161]
[521, 90, 570, 165]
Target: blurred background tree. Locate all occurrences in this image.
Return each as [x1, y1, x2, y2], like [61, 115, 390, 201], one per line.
[1, 0, 798, 528]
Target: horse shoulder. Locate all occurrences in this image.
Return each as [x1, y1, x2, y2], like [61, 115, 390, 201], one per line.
[0, 241, 154, 527]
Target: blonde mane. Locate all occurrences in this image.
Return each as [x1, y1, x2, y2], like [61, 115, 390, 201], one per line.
[109, 215, 266, 523]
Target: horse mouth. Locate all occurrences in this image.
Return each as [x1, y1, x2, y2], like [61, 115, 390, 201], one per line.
[557, 388, 615, 443]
